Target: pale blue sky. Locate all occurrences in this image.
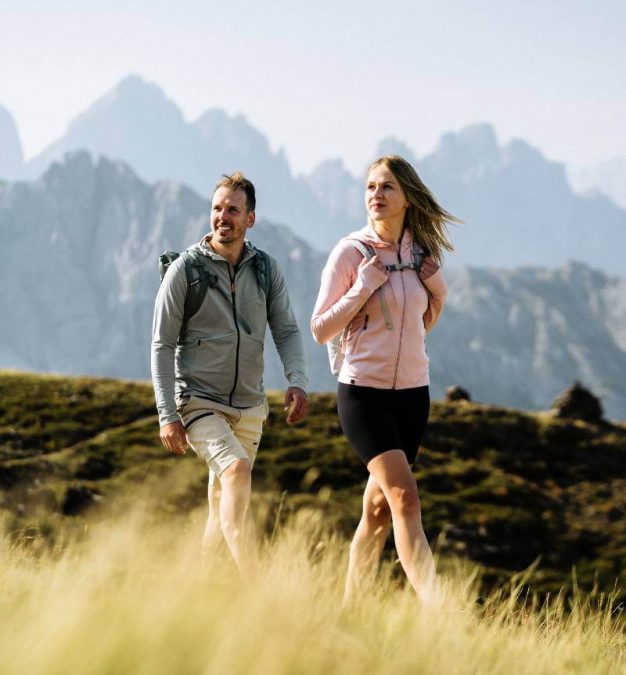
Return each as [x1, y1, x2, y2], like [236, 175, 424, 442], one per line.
[1, 0, 625, 174]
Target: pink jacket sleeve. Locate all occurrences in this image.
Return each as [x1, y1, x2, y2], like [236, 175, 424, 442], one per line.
[421, 259, 447, 332]
[311, 241, 388, 344]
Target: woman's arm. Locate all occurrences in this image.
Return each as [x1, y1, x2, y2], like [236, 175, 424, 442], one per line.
[311, 241, 388, 344]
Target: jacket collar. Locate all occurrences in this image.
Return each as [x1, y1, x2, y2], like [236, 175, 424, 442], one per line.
[352, 224, 412, 250]
[194, 235, 256, 264]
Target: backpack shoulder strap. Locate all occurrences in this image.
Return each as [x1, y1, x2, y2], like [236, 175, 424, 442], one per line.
[411, 240, 425, 275]
[347, 238, 395, 329]
[159, 250, 180, 281]
[180, 250, 218, 331]
[347, 239, 376, 261]
[250, 245, 273, 306]
[327, 238, 387, 374]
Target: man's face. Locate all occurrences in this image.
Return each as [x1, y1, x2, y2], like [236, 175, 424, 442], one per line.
[211, 187, 255, 247]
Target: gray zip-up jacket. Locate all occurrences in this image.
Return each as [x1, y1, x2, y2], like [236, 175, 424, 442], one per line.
[151, 236, 309, 427]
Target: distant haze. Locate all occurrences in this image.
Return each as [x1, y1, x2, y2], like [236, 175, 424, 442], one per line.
[1, 1, 625, 176]
[2, 153, 626, 419]
[569, 158, 626, 210]
[2, 75, 626, 274]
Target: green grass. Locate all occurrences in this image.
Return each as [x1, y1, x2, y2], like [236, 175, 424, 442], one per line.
[1, 370, 625, 601]
[0, 506, 624, 675]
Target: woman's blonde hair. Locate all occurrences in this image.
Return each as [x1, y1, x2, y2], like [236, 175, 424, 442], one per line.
[368, 155, 459, 265]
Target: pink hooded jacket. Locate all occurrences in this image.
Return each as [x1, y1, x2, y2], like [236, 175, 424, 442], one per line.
[311, 225, 447, 389]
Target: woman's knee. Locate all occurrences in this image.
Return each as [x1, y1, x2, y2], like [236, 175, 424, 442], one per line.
[365, 492, 391, 526]
[387, 485, 420, 518]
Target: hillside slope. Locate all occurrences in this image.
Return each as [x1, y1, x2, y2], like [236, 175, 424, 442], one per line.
[1, 372, 624, 598]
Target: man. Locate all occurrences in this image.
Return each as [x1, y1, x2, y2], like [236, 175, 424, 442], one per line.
[151, 172, 309, 573]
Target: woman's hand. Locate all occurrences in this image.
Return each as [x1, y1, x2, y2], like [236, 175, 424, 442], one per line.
[357, 254, 388, 291]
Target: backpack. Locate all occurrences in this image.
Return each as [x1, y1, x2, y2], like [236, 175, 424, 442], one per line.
[327, 238, 426, 376]
[159, 245, 272, 338]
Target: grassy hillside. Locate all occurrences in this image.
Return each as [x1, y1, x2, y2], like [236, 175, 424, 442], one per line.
[3, 511, 625, 675]
[1, 371, 625, 600]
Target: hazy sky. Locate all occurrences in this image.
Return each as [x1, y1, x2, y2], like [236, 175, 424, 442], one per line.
[1, 0, 625, 175]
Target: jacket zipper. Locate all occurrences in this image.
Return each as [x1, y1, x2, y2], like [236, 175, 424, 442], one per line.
[392, 250, 407, 388]
[228, 264, 241, 406]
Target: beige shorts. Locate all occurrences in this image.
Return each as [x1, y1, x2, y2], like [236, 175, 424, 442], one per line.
[178, 395, 268, 485]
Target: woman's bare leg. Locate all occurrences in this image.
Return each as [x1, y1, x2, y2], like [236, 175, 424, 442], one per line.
[366, 450, 436, 600]
[344, 475, 392, 604]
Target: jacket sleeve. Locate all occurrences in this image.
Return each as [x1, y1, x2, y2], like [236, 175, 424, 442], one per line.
[421, 260, 447, 332]
[310, 241, 388, 344]
[266, 258, 309, 392]
[150, 258, 187, 427]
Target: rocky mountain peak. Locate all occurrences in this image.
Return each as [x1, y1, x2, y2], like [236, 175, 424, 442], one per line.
[436, 123, 500, 167]
[65, 74, 185, 140]
[374, 136, 419, 166]
[0, 105, 24, 179]
[25, 75, 190, 184]
[193, 109, 270, 156]
[309, 157, 351, 182]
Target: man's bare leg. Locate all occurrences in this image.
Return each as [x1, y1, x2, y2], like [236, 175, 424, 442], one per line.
[218, 458, 258, 574]
[201, 472, 226, 566]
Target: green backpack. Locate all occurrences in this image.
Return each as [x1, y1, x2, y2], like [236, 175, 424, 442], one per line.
[159, 246, 272, 335]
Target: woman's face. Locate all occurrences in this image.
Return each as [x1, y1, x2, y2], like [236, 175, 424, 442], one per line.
[365, 164, 409, 223]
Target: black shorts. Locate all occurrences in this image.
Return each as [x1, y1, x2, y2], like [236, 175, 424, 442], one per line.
[336, 383, 430, 466]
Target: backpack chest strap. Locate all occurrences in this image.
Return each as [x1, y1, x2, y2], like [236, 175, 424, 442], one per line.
[385, 261, 421, 273]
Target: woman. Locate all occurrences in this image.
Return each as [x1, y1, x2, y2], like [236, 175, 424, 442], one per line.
[311, 155, 457, 603]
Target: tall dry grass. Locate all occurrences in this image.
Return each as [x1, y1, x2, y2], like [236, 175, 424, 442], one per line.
[1, 504, 624, 675]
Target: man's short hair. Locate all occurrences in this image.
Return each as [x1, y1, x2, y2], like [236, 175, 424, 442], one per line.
[213, 172, 256, 212]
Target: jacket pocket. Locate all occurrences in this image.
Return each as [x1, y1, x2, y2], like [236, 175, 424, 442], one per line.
[344, 308, 368, 355]
[237, 333, 265, 392]
[178, 332, 236, 385]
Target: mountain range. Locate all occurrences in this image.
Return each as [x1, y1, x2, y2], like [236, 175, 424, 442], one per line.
[2, 74, 626, 274]
[1, 153, 625, 419]
[569, 157, 626, 210]
[0, 105, 23, 179]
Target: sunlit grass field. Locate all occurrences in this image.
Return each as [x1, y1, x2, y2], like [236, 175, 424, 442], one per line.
[1, 499, 624, 675]
[2, 372, 625, 673]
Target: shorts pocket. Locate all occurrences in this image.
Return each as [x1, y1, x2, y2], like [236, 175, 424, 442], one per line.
[183, 411, 215, 431]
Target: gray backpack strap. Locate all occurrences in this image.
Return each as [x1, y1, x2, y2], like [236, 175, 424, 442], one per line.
[158, 248, 216, 341]
[352, 239, 394, 330]
[180, 250, 218, 334]
[251, 246, 272, 306]
[327, 241, 370, 375]
[412, 240, 425, 277]
[351, 240, 376, 261]
[384, 239, 425, 273]
[159, 251, 180, 281]
[351, 238, 394, 329]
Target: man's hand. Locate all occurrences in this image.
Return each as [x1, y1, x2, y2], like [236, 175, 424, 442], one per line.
[284, 387, 308, 425]
[160, 420, 188, 455]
